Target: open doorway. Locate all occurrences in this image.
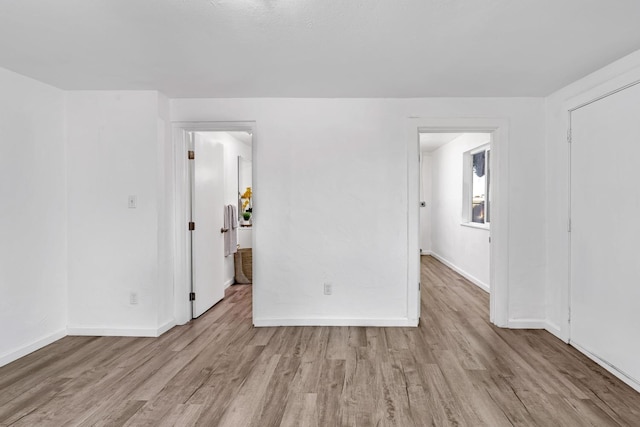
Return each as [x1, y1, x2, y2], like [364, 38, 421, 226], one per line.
[172, 122, 255, 326]
[188, 131, 253, 318]
[419, 132, 491, 293]
[407, 117, 509, 327]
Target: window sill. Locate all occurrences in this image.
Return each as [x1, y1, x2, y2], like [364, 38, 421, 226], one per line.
[461, 222, 490, 231]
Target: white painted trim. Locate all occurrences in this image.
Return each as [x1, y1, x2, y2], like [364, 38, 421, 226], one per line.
[172, 125, 191, 325]
[571, 340, 640, 394]
[462, 143, 491, 225]
[506, 319, 547, 329]
[0, 329, 67, 368]
[254, 317, 418, 327]
[157, 319, 177, 336]
[429, 252, 489, 293]
[406, 120, 421, 324]
[407, 117, 509, 328]
[544, 321, 566, 343]
[68, 325, 166, 338]
[171, 121, 257, 326]
[224, 278, 235, 289]
[460, 222, 490, 231]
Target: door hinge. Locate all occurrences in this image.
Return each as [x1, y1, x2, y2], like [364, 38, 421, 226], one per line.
[188, 150, 195, 160]
[567, 128, 572, 144]
[188, 221, 195, 231]
[418, 282, 421, 291]
[189, 292, 196, 301]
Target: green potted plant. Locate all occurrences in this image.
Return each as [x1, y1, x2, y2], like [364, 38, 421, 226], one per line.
[241, 187, 252, 225]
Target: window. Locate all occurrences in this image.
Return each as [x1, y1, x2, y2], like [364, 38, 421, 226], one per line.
[463, 144, 490, 226]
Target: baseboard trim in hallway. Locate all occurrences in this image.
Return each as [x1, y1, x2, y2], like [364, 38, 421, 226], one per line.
[426, 252, 490, 293]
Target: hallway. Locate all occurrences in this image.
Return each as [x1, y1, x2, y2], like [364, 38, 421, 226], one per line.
[1, 257, 639, 426]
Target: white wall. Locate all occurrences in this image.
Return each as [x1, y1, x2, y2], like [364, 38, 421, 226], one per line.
[429, 134, 491, 291]
[0, 67, 68, 366]
[171, 97, 546, 325]
[419, 153, 432, 254]
[66, 91, 173, 336]
[545, 49, 640, 340]
[12, 44, 639, 362]
[198, 132, 252, 286]
[222, 134, 252, 209]
[0, 72, 550, 358]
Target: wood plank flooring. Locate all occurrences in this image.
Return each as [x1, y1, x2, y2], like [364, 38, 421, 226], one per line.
[2, 255, 640, 426]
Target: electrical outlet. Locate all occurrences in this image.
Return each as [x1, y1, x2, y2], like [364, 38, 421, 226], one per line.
[130, 292, 138, 305]
[323, 283, 332, 295]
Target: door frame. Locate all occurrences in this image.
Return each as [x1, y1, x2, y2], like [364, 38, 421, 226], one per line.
[560, 68, 640, 343]
[406, 117, 509, 327]
[172, 121, 257, 325]
[565, 78, 640, 393]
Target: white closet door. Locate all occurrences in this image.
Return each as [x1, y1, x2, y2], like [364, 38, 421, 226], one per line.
[571, 82, 640, 386]
[192, 134, 225, 318]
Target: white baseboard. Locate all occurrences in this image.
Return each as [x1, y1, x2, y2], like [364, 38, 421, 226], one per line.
[428, 252, 489, 293]
[1, 321, 177, 368]
[544, 321, 567, 342]
[0, 329, 67, 368]
[224, 278, 234, 289]
[67, 322, 175, 338]
[253, 317, 418, 327]
[571, 340, 640, 394]
[157, 319, 176, 336]
[507, 319, 547, 329]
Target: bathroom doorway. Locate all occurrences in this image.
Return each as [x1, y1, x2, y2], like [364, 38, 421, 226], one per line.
[172, 122, 256, 324]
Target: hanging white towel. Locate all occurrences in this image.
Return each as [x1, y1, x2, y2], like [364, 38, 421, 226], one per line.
[224, 204, 238, 257]
[223, 205, 230, 256]
[229, 204, 238, 255]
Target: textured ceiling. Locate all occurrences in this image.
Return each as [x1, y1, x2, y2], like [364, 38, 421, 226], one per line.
[1, 0, 640, 97]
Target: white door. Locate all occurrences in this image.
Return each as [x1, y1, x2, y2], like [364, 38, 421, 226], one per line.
[192, 133, 226, 318]
[570, 82, 640, 386]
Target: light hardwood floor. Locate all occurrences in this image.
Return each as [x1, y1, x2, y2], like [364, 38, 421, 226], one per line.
[2, 256, 640, 426]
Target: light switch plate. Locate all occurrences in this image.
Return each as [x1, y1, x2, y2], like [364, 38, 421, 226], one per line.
[324, 283, 332, 295]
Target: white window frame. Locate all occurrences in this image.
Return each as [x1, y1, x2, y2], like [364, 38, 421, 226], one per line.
[462, 143, 490, 229]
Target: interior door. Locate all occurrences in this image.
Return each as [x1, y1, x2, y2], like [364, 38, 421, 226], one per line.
[570, 82, 640, 386]
[192, 133, 225, 318]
